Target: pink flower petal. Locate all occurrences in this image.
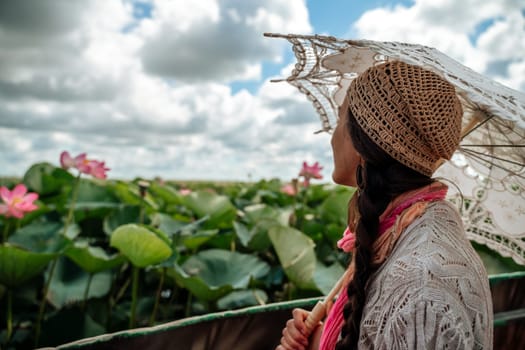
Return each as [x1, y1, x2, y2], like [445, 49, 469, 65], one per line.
[299, 161, 323, 181]
[0, 186, 10, 203]
[12, 184, 28, 198]
[179, 189, 192, 196]
[88, 160, 109, 179]
[60, 151, 75, 169]
[23, 192, 39, 203]
[77, 163, 92, 174]
[9, 207, 24, 219]
[17, 203, 38, 212]
[16, 191, 39, 211]
[281, 184, 296, 196]
[72, 154, 92, 174]
[74, 153, 87, 163]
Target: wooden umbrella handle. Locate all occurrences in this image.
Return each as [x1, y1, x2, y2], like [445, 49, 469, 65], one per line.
[302, 267, 352, 336]
[304, 301, 327, 334]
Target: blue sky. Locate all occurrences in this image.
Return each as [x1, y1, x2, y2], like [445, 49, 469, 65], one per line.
[308, 0, 411, 35]
[0, 0, 523, 182]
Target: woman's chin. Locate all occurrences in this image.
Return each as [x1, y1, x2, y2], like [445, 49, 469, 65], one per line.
[331, 172, 355, 187]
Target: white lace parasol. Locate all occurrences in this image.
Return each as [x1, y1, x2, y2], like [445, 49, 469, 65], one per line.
[265, 33, 525, 265]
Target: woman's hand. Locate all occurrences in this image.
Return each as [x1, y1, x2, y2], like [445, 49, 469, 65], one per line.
[276, 308, 322, 350]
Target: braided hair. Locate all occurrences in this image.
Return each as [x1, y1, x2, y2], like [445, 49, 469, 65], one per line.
[335, 107, 434, 349]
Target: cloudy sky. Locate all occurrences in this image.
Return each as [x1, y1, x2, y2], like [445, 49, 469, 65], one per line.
[0, 0, 524, 182]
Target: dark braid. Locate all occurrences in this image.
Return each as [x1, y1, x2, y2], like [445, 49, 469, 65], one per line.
[335, 108, 433, 349]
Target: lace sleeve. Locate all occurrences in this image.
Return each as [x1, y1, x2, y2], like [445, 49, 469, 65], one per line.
[380, 293, 475, 349]
[359, 201, 492, 349]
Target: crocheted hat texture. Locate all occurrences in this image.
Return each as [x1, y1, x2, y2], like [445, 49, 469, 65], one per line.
[347, 61, 463, 176]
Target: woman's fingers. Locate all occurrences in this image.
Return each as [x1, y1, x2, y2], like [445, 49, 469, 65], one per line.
[292, 308, 309, 335]
[281, 330, 305, 350]
[276, 334, 302, 350]
[275, 308, 314, 350]
[284, 320, 308, 347]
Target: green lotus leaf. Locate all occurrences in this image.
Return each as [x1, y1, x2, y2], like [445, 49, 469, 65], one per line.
[313, 261, 345, 295]
[217, 289, 268, 310]
[23, 162, 74, 195]
[110, 224, 172, 268]
[268, 226, 317, 289]
[8, 221, 69, 254]
[0, 244, 55, 288]
[148, 182, 184, 206]
[71, 180, 121, 220]
[304, 184, 337, 203]
[110, 181, 141, 204]
[65, 240, 125, 273]
[181, 229, 218, 250]
[47, 257, 112, 308]
[235, 204, 289, 251]
[169, 249, 270, 302]
[109, 181, 159, 210]
[243, 204, 285, 224]
[233, 221, 253, 247]
[233, 221, 274, 251]
[144, 224, 171, 247]
[181, 191, 237, 229]
[318, 188, 355, 226]
[184, 249, 270, 288]
[168, 264, 233, 302]
[204, 231, 235, 250]
[150, 213, 188, 238]
[103, 205, 141, 236]
[38, 307, 105, 347]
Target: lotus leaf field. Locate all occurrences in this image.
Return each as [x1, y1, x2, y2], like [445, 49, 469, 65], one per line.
[0, 161, 522, 349]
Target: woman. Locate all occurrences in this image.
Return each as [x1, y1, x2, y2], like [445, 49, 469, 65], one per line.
[277, 61, 493, 349]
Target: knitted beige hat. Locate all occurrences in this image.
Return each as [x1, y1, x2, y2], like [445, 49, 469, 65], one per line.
[347, 61, 463, 176]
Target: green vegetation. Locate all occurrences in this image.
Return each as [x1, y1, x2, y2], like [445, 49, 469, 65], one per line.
[0, 162, 353, 348]
[0, 163, 521, 348]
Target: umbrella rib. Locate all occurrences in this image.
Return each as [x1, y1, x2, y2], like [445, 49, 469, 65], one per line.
[461, 113, 493, 139]
[489, 117, 525, 148]
[491, 116, 525, 138]
[471, 114, 525, 169]
[468, 159, 525, 181]
[461, 113, 524, 147]
[460, 148, 525, 168]
[461, 145, 525, 148]
[460, 150, 525, 181]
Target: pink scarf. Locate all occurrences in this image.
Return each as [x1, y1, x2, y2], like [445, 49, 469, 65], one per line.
[319, 183, 448, 350]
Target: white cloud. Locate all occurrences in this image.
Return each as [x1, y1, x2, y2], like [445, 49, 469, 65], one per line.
[0, 0, 318, 181]
[0, 0, 522, 183]
[352, 0, 525, 90]
[137, 0, 311, 82]
[0, 0, 135, 102]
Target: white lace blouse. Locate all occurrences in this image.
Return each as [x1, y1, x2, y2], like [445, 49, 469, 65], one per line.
[358, 200, 493, 349]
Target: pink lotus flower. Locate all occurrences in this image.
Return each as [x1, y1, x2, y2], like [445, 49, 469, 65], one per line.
[299, 161, 323, 179]
[281, 183, 297, 196]
[179, 188, 192, 196]
[0, 184, 39, 219]
[299, 161, 323, 187]
[60, 151, 110, 179]
[88, 160, 110, 179]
